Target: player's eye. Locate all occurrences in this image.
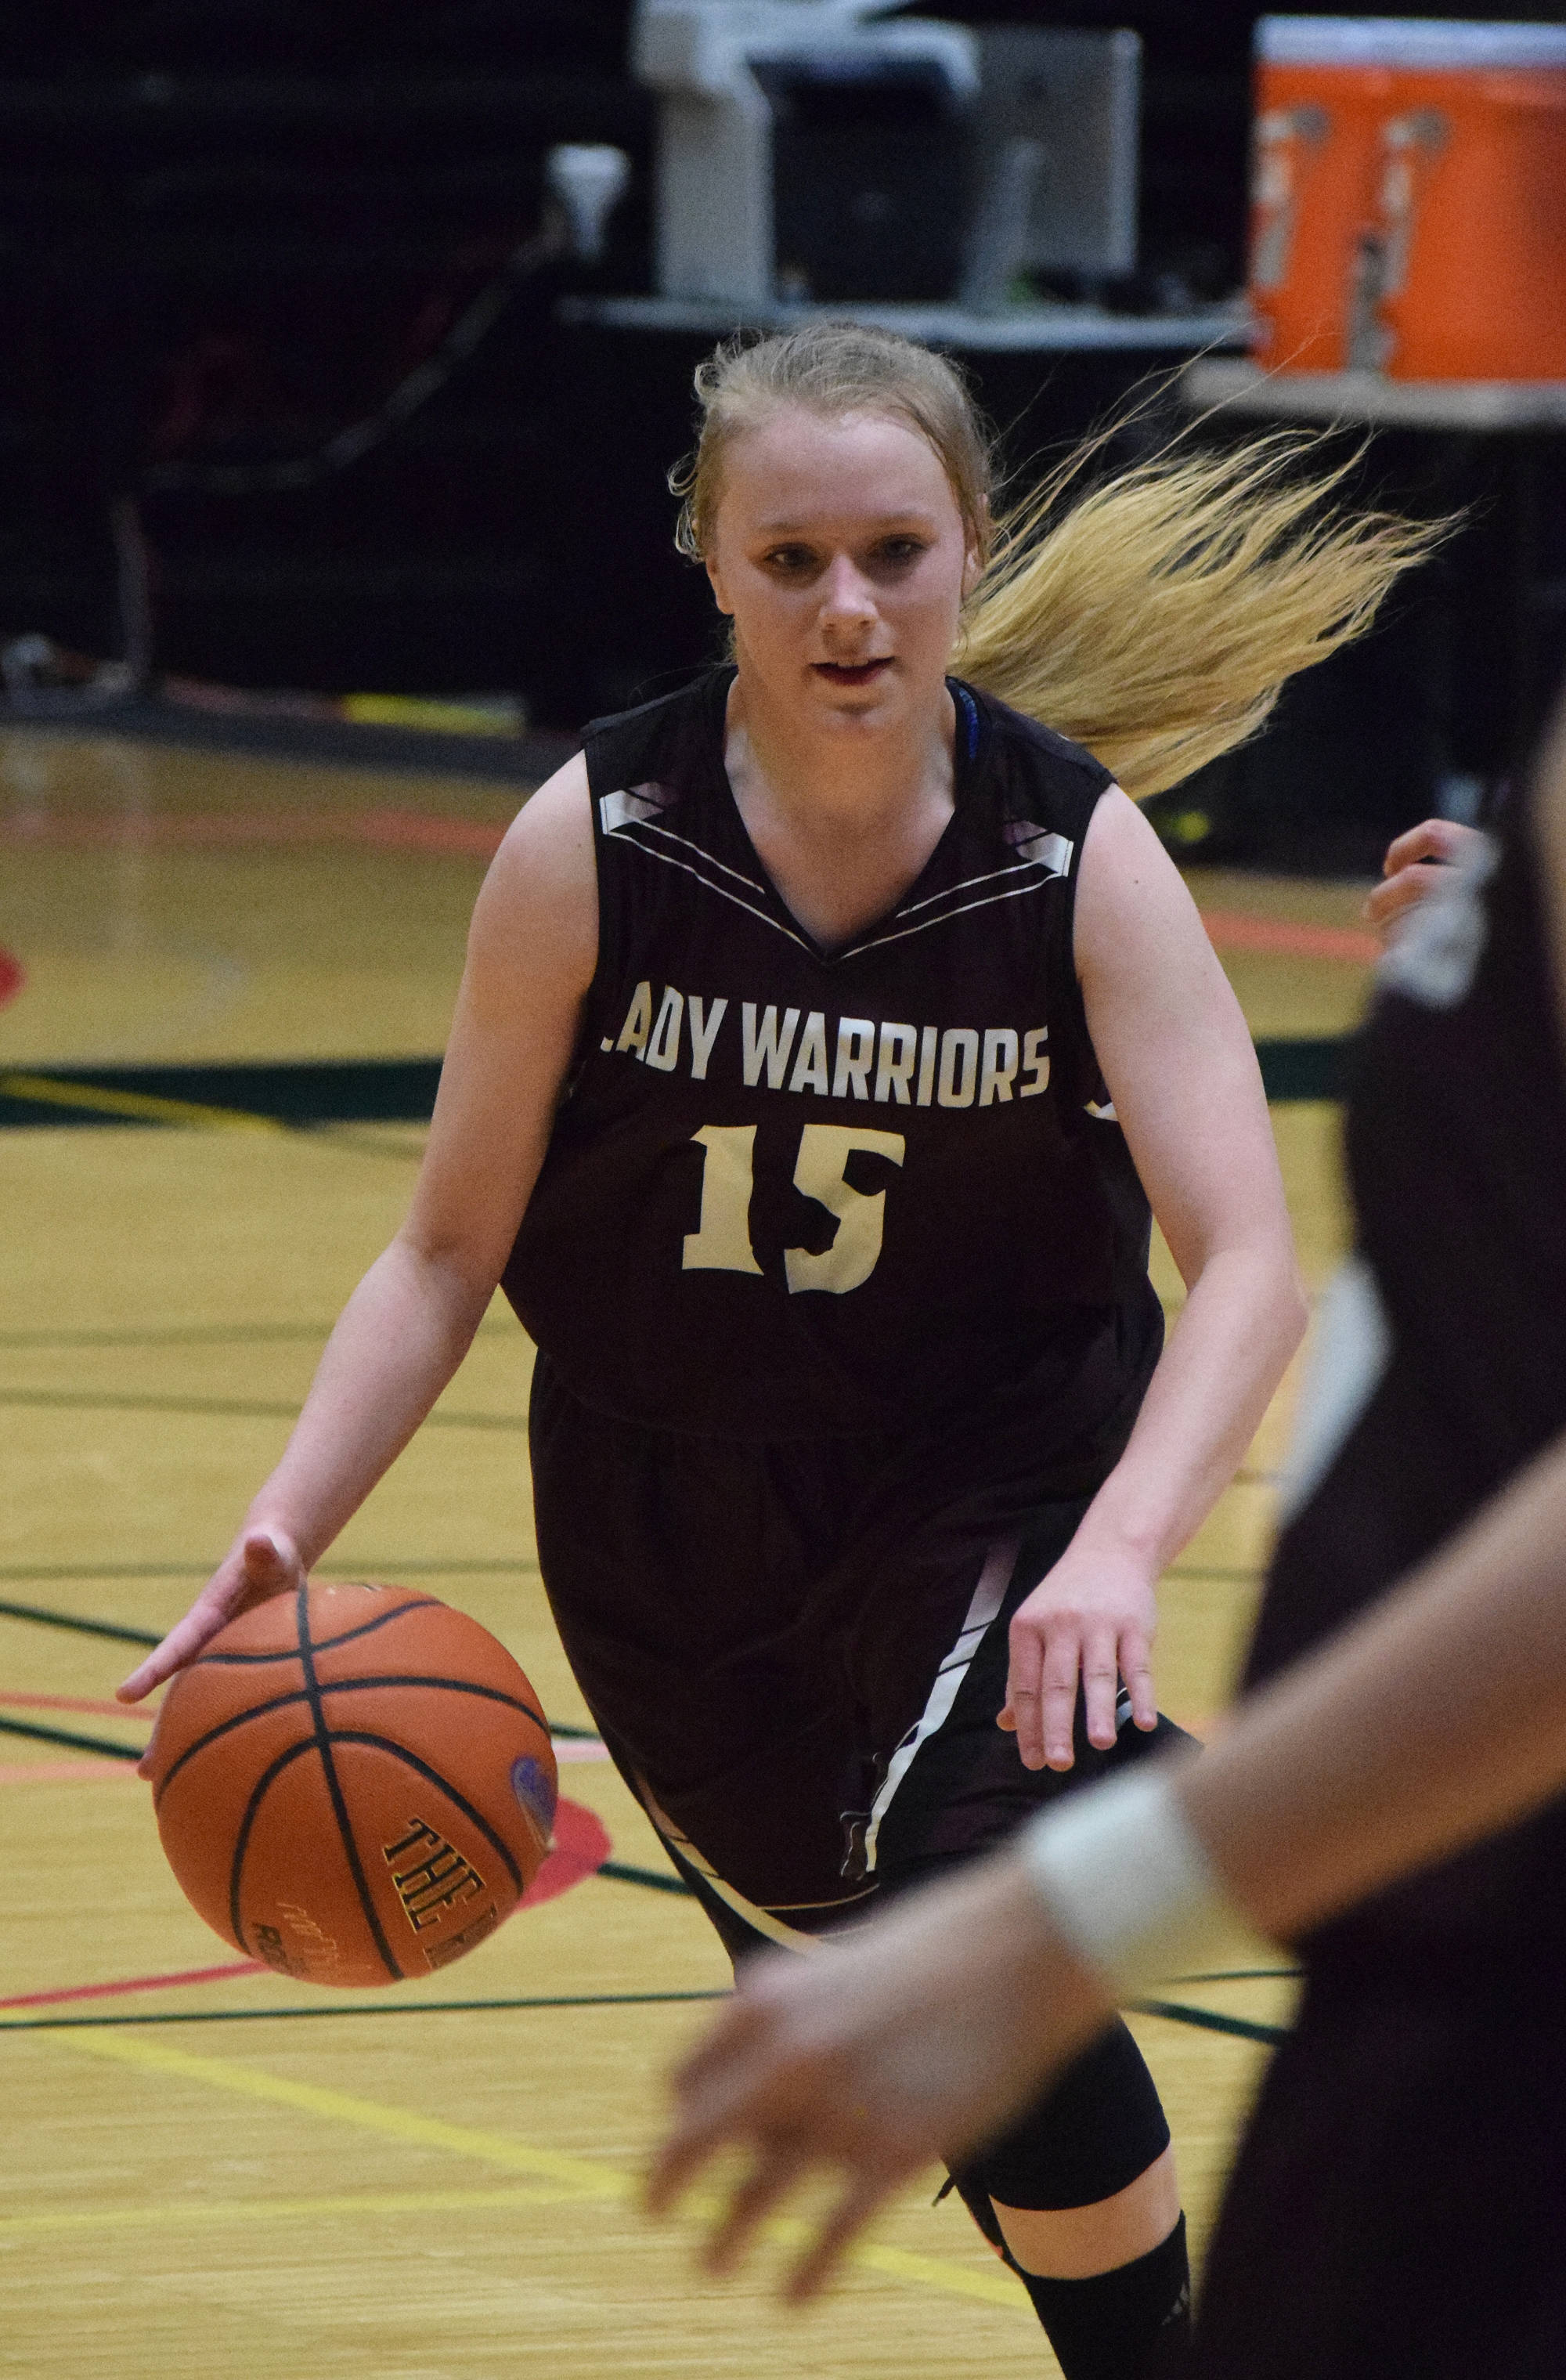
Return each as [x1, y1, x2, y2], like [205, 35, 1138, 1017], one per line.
[873, 536, 929, 569]
[761, 544, 817, 575]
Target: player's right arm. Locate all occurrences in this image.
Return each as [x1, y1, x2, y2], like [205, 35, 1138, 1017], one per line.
[117, 753, 598, 1704]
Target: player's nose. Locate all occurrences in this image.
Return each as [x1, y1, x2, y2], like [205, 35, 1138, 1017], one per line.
[817, 556, 878, 625]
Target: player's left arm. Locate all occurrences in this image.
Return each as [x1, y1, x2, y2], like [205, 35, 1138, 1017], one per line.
[1001, 787, 1308, 1771]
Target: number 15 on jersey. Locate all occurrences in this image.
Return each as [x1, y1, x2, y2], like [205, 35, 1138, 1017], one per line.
[683, 1124, 905, 1297]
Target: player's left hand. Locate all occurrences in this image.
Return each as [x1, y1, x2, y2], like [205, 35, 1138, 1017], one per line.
[998, 1546, 1159, 1771]
[647, 1844, 1110, 2300]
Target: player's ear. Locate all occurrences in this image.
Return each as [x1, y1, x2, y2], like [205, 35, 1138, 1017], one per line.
[705, 551, 734, 617]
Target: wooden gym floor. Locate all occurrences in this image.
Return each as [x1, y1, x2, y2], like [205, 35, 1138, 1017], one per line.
[0, 724, 1376, 2378]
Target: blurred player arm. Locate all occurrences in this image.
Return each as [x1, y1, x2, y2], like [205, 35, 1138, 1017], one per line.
[119, 754, 597, 1702]
[1000, 787, 1308, 1771]
[650, 1411, 1566, 2296]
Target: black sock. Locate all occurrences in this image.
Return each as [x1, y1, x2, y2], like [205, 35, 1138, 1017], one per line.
[1014, 2214, 1192, 2380]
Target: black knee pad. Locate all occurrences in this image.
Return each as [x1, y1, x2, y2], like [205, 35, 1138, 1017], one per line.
[959, 2017, 1171, 2213]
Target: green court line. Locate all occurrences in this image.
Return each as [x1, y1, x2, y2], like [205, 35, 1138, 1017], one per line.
[0, 1986, 1285, 2050]
[0, 1711, 146, 1760]
[0, 1042, 1350, 1132]
[1132, 1997, 1287, 2048]
[0, 1071, 288, 1133]
[0, 1596, 160, 1645]
[0, 1987, 731, 2035]
[0, 1559, 537, 1586]
[0, 1056, 442, 1130]
[0, 1386, 523, 1431]
[600, 1859, 691, 1897]
[1167, 1967, 1301, 1983]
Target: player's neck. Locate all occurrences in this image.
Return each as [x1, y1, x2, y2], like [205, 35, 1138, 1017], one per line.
[723, 672, 958, 947]
[727, 670, 953, 830]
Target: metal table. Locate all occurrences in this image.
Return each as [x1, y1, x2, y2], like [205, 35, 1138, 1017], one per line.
[561, 292, 1247, 356]
[1182, 358, 1566, 432]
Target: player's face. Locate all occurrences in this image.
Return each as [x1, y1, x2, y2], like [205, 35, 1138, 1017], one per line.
[705, 407, 981, 735]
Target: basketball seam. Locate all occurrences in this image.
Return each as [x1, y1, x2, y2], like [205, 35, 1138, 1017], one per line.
[327, 1731, 526, 1898]
[195, 1598, 441, 1666]
[151, 1676, 549, 1811]
[227, 1735, 334, 1956]
[295, 1585, 404, 1983]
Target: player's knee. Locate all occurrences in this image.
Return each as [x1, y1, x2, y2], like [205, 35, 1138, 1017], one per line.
[962, 2017, 1170, 2213]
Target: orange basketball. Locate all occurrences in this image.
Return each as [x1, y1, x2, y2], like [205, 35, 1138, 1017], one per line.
[144, 1581, 557, 1988]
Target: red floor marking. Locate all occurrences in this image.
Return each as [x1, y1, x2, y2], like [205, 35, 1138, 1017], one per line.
[0, 807, 507, 861]
[0, 948, 23, 1009]
[521, 1794, 612, 1909]
[1199, 908, 1380, 965]
[553, 1736, 610, 1763]
[0, 1691, 154, 1721]
[2, 1798, 610, 2007]
[0, 1959, 263, 2011]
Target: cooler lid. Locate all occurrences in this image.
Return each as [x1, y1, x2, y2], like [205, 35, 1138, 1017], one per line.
[1256, 18, 1566, 70]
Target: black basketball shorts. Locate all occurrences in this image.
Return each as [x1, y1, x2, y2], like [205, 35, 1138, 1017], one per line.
[528, 1356, 1188, 1948]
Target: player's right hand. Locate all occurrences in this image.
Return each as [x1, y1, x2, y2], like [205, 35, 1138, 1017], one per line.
[118, 1526, 304, 1725]
[1366, 818, 1489, 941]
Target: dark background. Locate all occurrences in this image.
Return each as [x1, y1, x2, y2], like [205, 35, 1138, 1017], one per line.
[3, 1, 1562, 865]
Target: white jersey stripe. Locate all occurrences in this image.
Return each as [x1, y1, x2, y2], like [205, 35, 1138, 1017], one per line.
[889, 843, 1073, 923]
[611, 811, 771, 898]
[609, 829, 815, 954]
[849, 876, 1062, 959]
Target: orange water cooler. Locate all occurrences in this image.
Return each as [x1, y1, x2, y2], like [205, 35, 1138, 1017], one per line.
[1249, 19, 1566, 379]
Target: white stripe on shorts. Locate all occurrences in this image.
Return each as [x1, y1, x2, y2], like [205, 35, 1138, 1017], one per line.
[860, 1535, 1018, 1875]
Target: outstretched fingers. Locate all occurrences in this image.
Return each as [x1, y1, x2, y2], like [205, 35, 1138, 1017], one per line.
[781, 2166, 899, 2303]
[119, 1527, 301, 1710]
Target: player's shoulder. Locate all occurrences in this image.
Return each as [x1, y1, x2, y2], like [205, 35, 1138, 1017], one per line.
[958, 681, 1114, 835]
[580, 666, 728, 799]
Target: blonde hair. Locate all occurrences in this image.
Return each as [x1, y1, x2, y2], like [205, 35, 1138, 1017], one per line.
[670, 322, 1445, 800]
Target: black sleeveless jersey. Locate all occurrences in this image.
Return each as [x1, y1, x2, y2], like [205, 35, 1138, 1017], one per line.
[503, 667, 1163, 1472]
[1248, 789, 1566, 1971]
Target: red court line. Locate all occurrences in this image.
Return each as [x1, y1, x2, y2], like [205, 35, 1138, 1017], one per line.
[2, 1799, 611, 2011]
[0, 1691, 154, 1721]
[1198, 908, 1380, 965]
[0, 1959, 263, 2010]
[0, 807, 506, 861]
[0, 948, 22, 1009]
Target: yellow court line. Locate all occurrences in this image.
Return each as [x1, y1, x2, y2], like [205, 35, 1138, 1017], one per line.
[0, 1072, 287, 1134]
[57, 2028, 1023, 2309]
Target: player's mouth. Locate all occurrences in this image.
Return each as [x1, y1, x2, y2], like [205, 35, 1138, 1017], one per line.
[812, 659, 893, 687]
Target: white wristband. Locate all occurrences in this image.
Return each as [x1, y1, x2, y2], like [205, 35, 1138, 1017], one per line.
[1018, 1766, 1239, 1999]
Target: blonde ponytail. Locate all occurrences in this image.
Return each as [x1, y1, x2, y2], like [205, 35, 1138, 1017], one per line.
[675, 323, 1447, 798]
[958, 429, 1446, 798]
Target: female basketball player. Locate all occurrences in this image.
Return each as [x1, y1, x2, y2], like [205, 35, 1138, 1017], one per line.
[121, 325, 1435, 2379]
[650, 697, 1566, 2378]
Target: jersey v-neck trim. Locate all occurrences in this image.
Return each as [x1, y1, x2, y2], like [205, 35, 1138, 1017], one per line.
[701, 665, 987, 968]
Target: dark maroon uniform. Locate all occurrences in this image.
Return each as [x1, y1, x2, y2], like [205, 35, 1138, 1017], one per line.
[1194, 794, 1566, 2378]
[503, 666, 1171, 1934]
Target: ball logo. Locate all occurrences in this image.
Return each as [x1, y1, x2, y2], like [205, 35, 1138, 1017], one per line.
[511, 1753, 557, 1845]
